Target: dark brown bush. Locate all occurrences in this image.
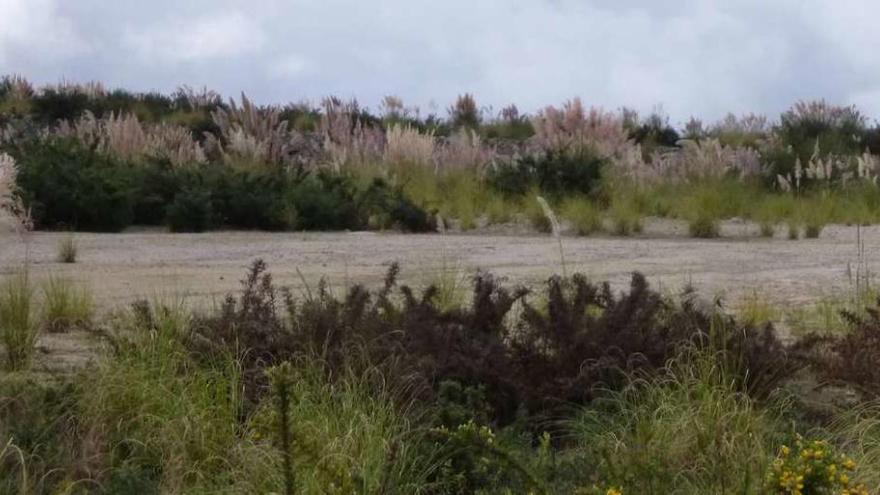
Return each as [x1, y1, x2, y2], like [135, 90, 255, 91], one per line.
[187, 260, 799, 424]
[797, 303, 880, 398]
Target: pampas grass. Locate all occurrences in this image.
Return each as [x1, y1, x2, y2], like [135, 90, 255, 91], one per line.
[384, 124, 434, 168]
[537, 196, 566, 276]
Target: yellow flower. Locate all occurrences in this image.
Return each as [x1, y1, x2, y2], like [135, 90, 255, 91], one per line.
[606, 488, 622, 495]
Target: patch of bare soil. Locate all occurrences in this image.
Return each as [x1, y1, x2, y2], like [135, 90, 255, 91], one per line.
[1, 218, 875, 369]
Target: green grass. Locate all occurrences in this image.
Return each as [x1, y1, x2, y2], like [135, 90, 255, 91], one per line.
[609, 194, 643, 236]
[785, 286, 880, 336]
[736, 290, 780, 326]
[77, 301, 281, 493]
[259, 357, 437, 494]
[484, 194, 517, 225]
[831, 403, 880, 493]
[41, 276, 94, 333]
[571, 350, 784, 494]
[560, 196, 602, 236]
[0, 272, 38, 371]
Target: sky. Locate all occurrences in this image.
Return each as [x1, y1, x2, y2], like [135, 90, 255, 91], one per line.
[1, 0, 879, 125]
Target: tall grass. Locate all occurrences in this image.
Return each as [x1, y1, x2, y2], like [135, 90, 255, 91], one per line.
[0, 272, 37, 371]
[609, 193, 643, 236]
[560, 196, 602, 236]
[41, 275, 94, 333]
[79, 300, 280, 493]
[259, 356, 438, 494]
[831, 403, 880, 493]
[571, 350, 784, 494]
[56, 234, 78, 263]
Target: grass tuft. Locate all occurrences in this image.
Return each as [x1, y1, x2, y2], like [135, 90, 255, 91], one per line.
[0, 272, 37, 371]
[560, 196, 602, 236]
[56, 234, 78, 263]
[41, 276, 94, 333]
[572, 350, 783, 493]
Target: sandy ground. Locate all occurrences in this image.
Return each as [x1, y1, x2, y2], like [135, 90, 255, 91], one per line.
[2, 218, 877, 373]
[1, 218, 875, 313]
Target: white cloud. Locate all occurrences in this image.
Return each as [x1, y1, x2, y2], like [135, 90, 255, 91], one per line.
[125, 12, 266, 63]
[0, 0, 89, 64]
[267, 54, 311, 79]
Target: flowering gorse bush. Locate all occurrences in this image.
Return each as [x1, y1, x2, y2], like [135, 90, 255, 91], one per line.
[765, 436, 868, 495]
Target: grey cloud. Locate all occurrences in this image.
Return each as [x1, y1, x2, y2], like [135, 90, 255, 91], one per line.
[1, 0, 879, 123]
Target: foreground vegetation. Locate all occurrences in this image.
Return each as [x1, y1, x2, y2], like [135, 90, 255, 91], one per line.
[2, 76, 880, 236]
[2, 258, 880, 493]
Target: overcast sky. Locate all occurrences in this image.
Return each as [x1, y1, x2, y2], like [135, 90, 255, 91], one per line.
[1, 0, 879, 124]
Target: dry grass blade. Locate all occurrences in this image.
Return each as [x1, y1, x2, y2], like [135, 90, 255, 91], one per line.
[536, 196, 566, 276]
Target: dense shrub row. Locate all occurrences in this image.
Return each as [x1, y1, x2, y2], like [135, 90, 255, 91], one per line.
[6, 76, 880, 236]
[6, 138, 434, 232]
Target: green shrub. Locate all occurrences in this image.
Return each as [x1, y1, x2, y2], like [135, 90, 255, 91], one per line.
[778, 100, 866, 165]
[29, 89, 90, 124]
[166, 187, 213, 233]
[288, 171, 360, 230]
[489, 148, 605, 197]
[449, 93, 481, 129]
[358, 177, 435, 232]
[13, 139, 136, 232]
[131, 157, 181, 225]
[209, 166, 290, 230]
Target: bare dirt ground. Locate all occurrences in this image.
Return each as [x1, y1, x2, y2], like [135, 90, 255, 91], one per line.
[1, 218, 874, 311]
[2, 218, 876, 372]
